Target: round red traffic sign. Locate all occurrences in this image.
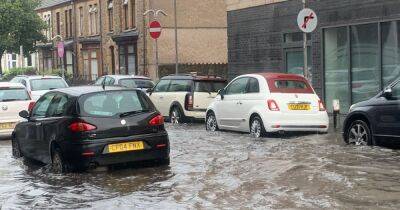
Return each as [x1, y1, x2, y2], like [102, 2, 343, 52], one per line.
[149, 21, 162, 39]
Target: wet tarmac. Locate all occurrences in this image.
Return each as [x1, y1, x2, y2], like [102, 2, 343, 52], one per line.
[0, 124, 400, 209]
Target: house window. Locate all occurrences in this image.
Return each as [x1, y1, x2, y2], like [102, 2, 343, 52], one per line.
[284, 32, 311, 43]
[64, 10, 69, 37]
[130, 0, 135, 28]
[79, 7, 83, 36]
[44, 14, 51, 40]
[110, 46, 115, 74]
[119, 44, 136, 75]
[82, 49, 99, 81]
[108, 1, 113, 31]
[69, 9, 73, 37]
[56, 12, 60, 35]
[123, 0, 128, 30]
[89, 5, 98, 35]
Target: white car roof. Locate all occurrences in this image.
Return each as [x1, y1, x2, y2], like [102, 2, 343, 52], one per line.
[0, 82, 26, 88]
[15, 75, 63, 80]
[103, 75, 152, 80]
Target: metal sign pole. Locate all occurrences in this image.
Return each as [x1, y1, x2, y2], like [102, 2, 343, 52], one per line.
[174, 0, 179, 75]
[156, 38, 159, 79]
[302, 0, 308, 80]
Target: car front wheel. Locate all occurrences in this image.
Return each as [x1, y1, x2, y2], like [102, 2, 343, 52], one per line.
[250, 116, 266, 138]
[346, 120, 373, 146]
[206, 112, 218, 132]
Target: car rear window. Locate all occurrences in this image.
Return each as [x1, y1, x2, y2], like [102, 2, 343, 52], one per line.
[194, 81, 226, 93]
[79, 90, 151, 117]
[30, 78, 68, 91]
[0, 88, 30, 102]
[119, 79, 154, 89]
[268, 79, 314, 94]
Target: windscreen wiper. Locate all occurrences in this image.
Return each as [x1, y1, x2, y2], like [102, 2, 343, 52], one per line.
[0, 99, 21, 102]
[119, 110, 149, 118]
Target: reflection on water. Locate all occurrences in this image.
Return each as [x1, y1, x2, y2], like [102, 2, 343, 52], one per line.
[0, 124, 400, 209]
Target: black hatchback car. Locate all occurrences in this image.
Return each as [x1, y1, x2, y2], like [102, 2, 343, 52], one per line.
[343, 79, 400, 146]
[12, 86, 170, 172]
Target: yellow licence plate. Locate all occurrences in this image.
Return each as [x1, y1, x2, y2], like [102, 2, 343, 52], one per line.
[0, 123, 16, 130]
[288, 104, 311, 110]
[108, 141, 144, 153]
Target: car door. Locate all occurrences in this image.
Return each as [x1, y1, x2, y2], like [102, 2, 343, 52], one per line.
[20, 93, 55, 160]
[39, 93, 70, 164]
[216, 77, 249, 129]
[373, 81, 400, 138]
[237, 77, 261, 131]
[149, 80, 171, 116]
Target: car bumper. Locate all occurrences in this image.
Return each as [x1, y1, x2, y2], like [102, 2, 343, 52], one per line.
[0, 129, 13, 138]
[183, 110, 206, 119]
[260, 111, 329, 133]
[62, 132, 170, 169]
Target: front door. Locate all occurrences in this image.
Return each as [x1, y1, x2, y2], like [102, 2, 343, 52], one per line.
[373, 82, 400, 139]
[216, 77, 249, 129]
[22, 93, 55, 161]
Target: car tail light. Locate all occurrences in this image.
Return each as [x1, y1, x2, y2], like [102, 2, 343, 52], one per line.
[318, 100, 326, 111]
[28, 102, 35, 112]
[185, 93, 194, 110]
[69, 122, 97, 132]
[267, 99, 280, 111]
[149, 114, 164, 126]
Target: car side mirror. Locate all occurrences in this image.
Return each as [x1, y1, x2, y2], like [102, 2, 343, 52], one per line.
[383, 87, 393, 99]
[218, 89, 225, 100]
[146, 88, 153, 94]
[19, 110, 30, 119]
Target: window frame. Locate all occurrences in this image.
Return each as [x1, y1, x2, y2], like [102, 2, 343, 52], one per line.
[225, 77, 249, 95]
[153, 79, 171, 93]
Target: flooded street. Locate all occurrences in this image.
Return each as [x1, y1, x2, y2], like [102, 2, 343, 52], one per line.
[1, 124, 400, 209]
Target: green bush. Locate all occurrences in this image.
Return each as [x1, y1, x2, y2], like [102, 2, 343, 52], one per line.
[43, 69, 73, 83]
[1, 67, 37, 81]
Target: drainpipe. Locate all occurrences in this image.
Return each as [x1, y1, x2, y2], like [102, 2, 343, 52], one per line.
[98, 0, 104, 76]
[142, 0, 147, 76]
[72, 0, 79, 80]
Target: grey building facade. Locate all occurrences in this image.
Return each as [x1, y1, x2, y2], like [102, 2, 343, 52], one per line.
[227, 0, 400, 113]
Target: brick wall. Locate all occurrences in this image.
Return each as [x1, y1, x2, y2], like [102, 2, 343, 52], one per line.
[227, 0, 400, 98]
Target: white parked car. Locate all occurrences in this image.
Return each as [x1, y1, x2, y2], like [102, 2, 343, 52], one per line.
[94, 75, 155, 92]
[0, 82, 34, 138]
[149, 74, 227, 123]
[206, 73, 329, 137]
[10, 75, 69, 101]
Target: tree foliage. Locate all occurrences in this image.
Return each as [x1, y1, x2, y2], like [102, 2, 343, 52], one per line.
[0, 0, 47, 73]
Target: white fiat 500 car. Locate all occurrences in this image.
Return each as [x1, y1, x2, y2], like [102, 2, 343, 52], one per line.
[0, 82, 34, 138]
[10, 75, 69, 101]
[205, 73, 329, 137]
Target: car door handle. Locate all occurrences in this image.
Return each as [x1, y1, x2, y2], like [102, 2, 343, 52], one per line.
[237, 101, 243, 105]
[35, 122, 42, 126]
[159, 96, 164, 99]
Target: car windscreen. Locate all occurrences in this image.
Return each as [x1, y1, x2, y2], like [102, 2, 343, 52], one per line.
[269, 79, 314, 94]
[79, 90, 151, 117]
[194, 81, 226, 93]
[30, 78, 68, 91]
[118, 79, 154, 89]
[0, 88, 30, 102]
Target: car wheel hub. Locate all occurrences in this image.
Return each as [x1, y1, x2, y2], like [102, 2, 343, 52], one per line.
[251, 120, 261, 138]
[171, 109, 180, 124]
[207, 115, 217, 131]
[348, 124, 368, 146]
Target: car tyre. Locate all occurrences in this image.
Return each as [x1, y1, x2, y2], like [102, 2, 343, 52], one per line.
[250, 116, 266, 138]
[51, 147, 70, 173]
[170, 106, 185, 124]
[12, 137, 23, 158]
[206, 112, 219, 131]
[345, 120, 374, 146]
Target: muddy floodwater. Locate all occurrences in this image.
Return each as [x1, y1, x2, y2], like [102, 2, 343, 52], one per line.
[0, 124, 400, 209]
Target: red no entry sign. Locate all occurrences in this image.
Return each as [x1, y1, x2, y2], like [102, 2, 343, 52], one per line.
[149, 21, 162, 39]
